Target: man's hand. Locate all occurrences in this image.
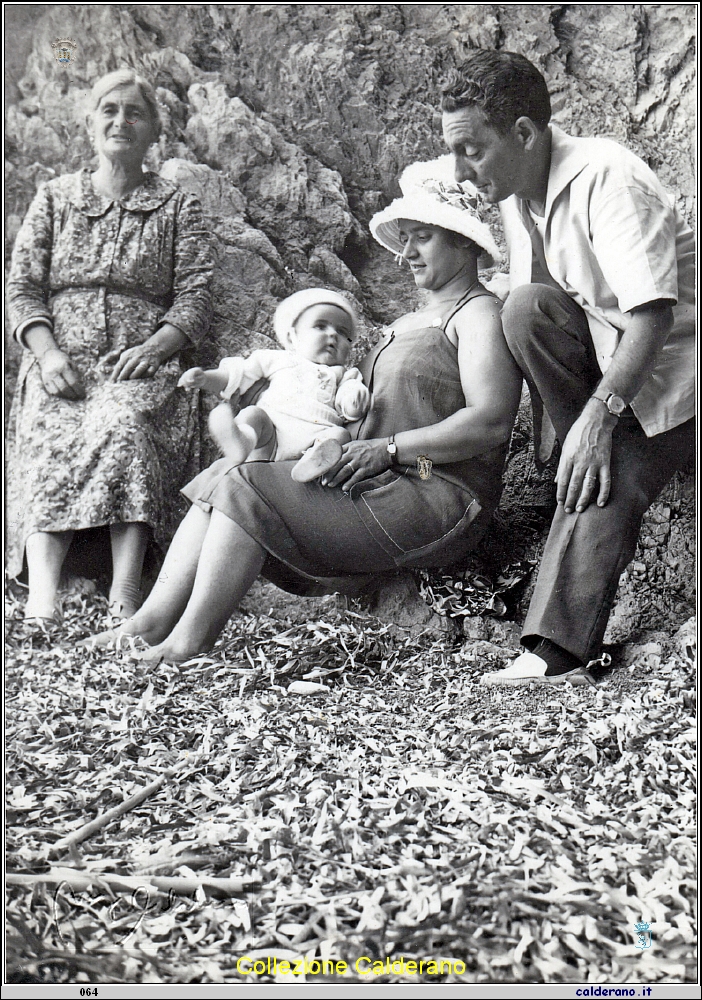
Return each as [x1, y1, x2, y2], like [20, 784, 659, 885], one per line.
[555, 399, 618, 514]
[110, 343, 166, 381]
[38, 348, 86, 400]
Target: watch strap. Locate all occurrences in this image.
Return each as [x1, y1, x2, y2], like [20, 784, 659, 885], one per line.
[591, 388, 625, 416]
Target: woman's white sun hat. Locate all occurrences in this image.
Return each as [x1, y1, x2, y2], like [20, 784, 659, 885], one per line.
[369, 155, 501, 268]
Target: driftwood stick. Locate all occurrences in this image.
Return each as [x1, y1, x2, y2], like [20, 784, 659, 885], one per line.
[50, 758, 194, 855]
[6, 869, 261, 896]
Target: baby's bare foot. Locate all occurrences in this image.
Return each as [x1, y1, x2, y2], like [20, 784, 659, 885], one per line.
[291, 439, 344, 483]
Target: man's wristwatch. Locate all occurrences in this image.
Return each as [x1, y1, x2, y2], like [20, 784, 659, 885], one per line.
[386, 434, 398, 465]
[591, 388, 627, 417]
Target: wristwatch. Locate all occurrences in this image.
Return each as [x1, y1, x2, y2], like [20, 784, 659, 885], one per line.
[386, 434, 398, 464]
[591, 388, 627, 417]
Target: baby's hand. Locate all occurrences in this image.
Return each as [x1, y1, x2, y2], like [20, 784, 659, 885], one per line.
[336, 378, 371, 421]
[178, 367, 207, 390]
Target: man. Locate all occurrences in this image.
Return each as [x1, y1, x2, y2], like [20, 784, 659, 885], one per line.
[441, 50, 695, 685]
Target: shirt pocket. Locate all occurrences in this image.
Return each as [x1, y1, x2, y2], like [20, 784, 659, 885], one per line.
[354, 469, 481, 559]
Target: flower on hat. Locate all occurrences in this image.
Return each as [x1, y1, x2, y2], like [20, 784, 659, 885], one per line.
[422, 178, 481, 215]
[369, 155, 501, 265]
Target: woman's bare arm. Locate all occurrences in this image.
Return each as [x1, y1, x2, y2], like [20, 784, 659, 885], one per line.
[324, 296, 522, 491]
[395, 296, 521, 463]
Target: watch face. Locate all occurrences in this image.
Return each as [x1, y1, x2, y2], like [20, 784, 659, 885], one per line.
[609, 394, 626, 415]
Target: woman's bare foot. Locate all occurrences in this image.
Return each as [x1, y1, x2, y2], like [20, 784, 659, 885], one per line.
[129, 641, 208, 667]
[79, 608, 173, 649]
[291, 438, 344, 483]
[77, 629, 144, 651]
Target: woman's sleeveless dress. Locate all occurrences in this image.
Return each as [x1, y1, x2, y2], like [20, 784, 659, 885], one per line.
[182, 283, 508, 592]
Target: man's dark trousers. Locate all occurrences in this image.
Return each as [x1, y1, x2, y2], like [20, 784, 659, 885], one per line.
[502, 283, 694, 664]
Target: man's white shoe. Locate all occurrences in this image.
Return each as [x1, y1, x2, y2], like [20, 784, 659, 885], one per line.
[481, 651, 595, 687]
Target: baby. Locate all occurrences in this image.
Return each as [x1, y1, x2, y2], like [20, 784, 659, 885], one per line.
[178, 288, 370, 483]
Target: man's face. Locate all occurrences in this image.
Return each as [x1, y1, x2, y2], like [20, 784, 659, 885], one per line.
[442, 106, 527, 204]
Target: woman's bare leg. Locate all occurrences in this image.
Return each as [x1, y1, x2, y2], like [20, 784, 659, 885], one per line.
[109, 522, 149, 618]
[25, 530, 74, 620]
[100, 505, 213, 645]
[209, 404, 276, 463]
[144, 510, 265, 661]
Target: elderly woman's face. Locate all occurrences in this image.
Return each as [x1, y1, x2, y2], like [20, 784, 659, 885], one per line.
[93, 84, 156, 164]
[398, 220, 471, 291]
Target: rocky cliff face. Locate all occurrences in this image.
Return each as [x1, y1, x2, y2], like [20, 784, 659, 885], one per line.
[5, 4, 696, 636]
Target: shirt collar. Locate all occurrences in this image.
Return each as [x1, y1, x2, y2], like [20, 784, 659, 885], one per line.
[512, 126, 589, 226]
[542, 125, 589, 219]
[70, 168, 178, 216]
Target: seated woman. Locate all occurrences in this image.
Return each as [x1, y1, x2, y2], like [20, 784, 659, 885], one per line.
[88, 157, 522, 662]
[6, 69, 213, 623]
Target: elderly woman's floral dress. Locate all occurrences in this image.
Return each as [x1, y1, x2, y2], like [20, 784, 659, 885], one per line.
[6, 169, 214, 577]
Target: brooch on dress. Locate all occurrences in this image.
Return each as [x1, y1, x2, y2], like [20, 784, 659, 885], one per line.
[417, 455, 433, 480]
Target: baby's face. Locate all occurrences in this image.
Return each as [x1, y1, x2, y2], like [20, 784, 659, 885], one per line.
[290, 304, 354, 366]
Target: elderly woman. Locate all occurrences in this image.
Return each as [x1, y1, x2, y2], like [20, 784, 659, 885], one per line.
[89, 158, 522, 662]
[6, 69, 213, 622]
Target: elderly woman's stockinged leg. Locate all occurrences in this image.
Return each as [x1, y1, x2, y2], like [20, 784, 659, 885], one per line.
[108, 522, 149, 619]
[24, 530, 74, 621]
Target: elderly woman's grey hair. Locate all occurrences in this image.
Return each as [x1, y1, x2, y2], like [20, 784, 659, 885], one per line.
[87, 68, 162, 138]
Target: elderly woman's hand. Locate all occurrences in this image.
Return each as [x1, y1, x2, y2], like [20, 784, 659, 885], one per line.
[38, 348, 86, 400]
[109, 342, 166, 382]
[322, 439, 392, 492]
[108, 325, 190, 382]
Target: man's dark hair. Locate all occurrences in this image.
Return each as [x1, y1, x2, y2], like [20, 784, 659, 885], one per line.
[441, 50, 551, 133]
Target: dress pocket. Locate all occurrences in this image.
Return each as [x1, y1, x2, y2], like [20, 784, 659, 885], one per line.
[354, 469, 481, 559]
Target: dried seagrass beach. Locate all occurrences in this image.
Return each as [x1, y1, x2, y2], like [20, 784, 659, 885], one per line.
[5, 586, 697, 984]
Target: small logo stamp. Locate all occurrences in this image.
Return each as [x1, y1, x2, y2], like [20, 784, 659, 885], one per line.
[634, 920, 652, 950]
[51, 37, 78, 66]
